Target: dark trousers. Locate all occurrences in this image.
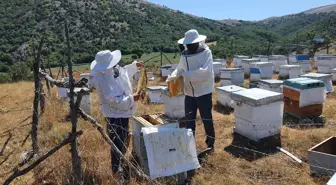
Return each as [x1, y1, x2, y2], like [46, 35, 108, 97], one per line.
[185, 93, 215, 148]
[106, 118, 129, 173]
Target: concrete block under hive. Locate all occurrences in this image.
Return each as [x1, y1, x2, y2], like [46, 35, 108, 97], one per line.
[132, 114, 178, 175]
[308, 137, 336, 176]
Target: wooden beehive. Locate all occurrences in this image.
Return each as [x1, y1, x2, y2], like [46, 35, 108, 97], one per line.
[283, 97, 323, 118]
[308, 137, 336, 175]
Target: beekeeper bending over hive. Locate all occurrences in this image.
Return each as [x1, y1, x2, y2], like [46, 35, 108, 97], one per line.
[89, 50, 144, 180]
[167, 29, 215, 153]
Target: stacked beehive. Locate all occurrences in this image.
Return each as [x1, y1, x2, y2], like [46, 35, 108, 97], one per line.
[216, 85, 246, 108]
[249, 62, 273, 83]
[283, 78, 326, 118]
[279, 65, 302, 80]
[219, 68, 244, 86]
[231, 88, 284, 142]
[296, 55, 312, 72]
[241, 58, 261, 77]
[146, 86, 166, 104]
[258, 79, 283, 93]
[300, 73, 334, 93]
[269, 55, 288, 73]
[233, 55, 249, 68]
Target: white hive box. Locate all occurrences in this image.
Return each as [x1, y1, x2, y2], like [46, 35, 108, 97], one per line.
[213, 58, 225, 63]
[279, 65, 302, 79]
[242, 59, 261, 76]
[57, 77, 69, 100]
[327, 173, 336, 185]
[233, 55, 249, 68]
[318, 65, 332, 74]
[288, 55, 297, 64]
[132, 115, 179, 175]
[249, 62, 273, 82]
[332, 68, 336, 83]
[135, 71, 155, 81]
[269, 55, 288, 73]
[160, 65, 173, 77]
[216, 85, 246, 107]
[147, 86, 166, 103]
[296, 55, 312, 72]
[258, 79, 283, 93]
[231, 88, 284, 142]
[252, 55, 269, 62]
[147, 72, 155, 81]
[213, 62, 223, 76]
[67, 88, 92, 115]
[162, 90, 185, 119]
[219, 68, 244, 86]
[79, 73, 91, 87]
[315, 55, 336, 73]
[300, 73, 334, 93]
[142, 127, 200, 179]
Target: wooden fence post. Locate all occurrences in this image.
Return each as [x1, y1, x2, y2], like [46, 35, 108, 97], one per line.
[65, 19, 83, 185]
[31, 36, 44, 155]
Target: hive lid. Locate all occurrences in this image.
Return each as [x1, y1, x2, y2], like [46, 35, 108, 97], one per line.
[242, 59, 260, 63]
[280, 65, 301, 69]
[220, 68, 243, 72]
[213, 62, 223, 65]
[253, 55, 269, 58]
[250, 62, 273, 67]
[234, 55, 249, 59]
[231, 88, 282, 106]
[147, 86, 167, 91]
[300, 73, 332, 79]
[283, 78, 325, 90]
[296, 55, 310, 61]
[216, 85, 246, 94]
[316, 56, 336, 60]
[259, 79, 283, 86]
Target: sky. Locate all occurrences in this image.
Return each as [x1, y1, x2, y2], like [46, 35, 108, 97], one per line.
[147, 0, 335, 21]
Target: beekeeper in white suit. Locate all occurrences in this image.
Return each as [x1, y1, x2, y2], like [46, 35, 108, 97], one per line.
[167, 29, 215, 152]
[89, 50, 144, 181]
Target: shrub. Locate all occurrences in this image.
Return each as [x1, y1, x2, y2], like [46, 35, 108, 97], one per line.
[0, 72, 12, 83]
[9, 62, 32, 82]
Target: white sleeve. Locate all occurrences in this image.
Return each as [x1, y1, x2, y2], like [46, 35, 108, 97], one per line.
[182, 50, 213, 82]
[107, 95, 133, 111]
[124, 61, 139, 79]
[166, 58, 185, 82]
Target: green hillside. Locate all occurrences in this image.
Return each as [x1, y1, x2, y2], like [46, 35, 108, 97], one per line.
[0, 0, 336, 83]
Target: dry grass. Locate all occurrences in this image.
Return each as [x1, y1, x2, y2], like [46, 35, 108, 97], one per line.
[0, 72, 335, 185]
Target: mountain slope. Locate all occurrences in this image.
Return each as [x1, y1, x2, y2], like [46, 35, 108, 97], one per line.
[303, 4, 336, 14]
[0, 0, 230, 65]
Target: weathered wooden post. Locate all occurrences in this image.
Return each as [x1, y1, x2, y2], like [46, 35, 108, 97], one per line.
[31, 36, 44, 155]
[65, 19, 83, 185]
